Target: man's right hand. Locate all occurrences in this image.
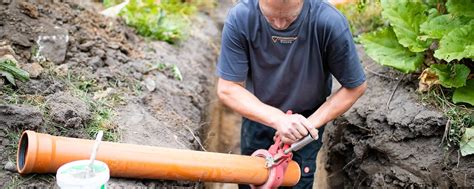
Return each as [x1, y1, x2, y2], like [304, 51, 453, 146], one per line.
[272, 113, 318, 144]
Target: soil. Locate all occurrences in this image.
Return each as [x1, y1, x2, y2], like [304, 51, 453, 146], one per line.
[323, 46, 474, 188]
[0, 0, 220, 188]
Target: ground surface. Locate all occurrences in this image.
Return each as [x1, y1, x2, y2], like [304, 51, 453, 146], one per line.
[323, 47, 474, 188]
[0, 1, 220, 188]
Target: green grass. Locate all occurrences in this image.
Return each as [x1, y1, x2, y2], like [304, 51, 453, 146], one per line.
[64, 73, 120, 142]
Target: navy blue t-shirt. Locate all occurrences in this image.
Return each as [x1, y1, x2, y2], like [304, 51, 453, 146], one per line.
[217, 0, 366, 113]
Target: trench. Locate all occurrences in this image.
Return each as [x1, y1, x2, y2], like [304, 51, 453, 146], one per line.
[202, 97, 331, 189]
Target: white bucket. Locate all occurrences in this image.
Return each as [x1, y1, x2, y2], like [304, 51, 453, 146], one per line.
[56, 160, 110, 189]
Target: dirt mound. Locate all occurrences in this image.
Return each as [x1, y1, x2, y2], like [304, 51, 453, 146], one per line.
[324, 46, 474, 188]
[0, 1, 219, 188]
[0, 104, 43, 130]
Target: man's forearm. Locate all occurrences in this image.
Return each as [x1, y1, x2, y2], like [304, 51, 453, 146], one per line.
[308, 82, 367, 129]
[217, 79, 284, 129]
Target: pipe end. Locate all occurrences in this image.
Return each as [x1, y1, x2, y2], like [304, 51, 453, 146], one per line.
[16, 130, 35, 174]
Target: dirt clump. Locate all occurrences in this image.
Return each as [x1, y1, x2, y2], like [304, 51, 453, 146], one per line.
[0, 104, 43, 130]
[46, 92, 91, 128]
[323, 46, 474, 188]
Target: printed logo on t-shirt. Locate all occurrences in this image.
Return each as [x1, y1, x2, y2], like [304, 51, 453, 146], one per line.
[272, 36, 297, 44]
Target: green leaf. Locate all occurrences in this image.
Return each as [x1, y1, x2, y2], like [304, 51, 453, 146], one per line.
[453, 79, 474, 105]
[460, 128, 474, 156]
[434, 24, 474, 62]
[359, 27, 424, 73]
[420, 14, 469, 39]
[446, 0, 474, 18]
[381, 0, 432, 52]
[0, 70, 16, 86]
[171, 64, 183, 81]
[429, 64, 470, 88]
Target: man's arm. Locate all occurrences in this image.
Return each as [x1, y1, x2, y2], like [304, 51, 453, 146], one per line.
[308, 82, 367, 129]
[217, 78, 318, 143]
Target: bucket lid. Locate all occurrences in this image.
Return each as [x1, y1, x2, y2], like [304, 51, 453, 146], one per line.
[56, 160, 110, 186]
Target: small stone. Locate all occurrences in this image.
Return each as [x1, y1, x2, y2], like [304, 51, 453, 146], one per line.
[54, 64, 69, 77]
[93, 88, 115, 100]
[107, 42, 120, 49]
[4, 161, 16, 172]
[22, 63, 44, 78]
[104, 57, 118, 67]
[92, 48, 105, 58]
[2, 139, 9, 146]
[0, 43, 15, 57]
[10, 33, 32, 47]
[88, 56, 103, 68]
[133, 72, 142, 80]
[65, 117, 82, 128]
[144, 77, 156, 92]
[19, 2, 39, 19]
[78, 41, 95, 52]
[36, 27, 69, 64]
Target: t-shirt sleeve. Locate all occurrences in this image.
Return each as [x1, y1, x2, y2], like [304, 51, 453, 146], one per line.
[324, 15, 366, 88]
[216, 12, 249, 82]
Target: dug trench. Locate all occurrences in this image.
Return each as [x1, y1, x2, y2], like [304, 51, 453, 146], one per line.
[205, 47, 474, 189]
[1, 1, 473, 189]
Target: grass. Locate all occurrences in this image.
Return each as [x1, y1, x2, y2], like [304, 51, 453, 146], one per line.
[0, 66, 122, 143]
[421, 86, 474, 148]
[5, 174, 55, 189]
[64, 72, 121, 142]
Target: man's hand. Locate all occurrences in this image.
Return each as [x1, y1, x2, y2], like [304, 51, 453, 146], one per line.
[272, 113, 319, 144]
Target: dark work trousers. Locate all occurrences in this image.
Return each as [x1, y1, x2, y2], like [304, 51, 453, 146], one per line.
[238, 109, 325, 189]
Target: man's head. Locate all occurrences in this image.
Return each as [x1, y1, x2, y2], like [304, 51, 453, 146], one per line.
[259, 0, 304, 30]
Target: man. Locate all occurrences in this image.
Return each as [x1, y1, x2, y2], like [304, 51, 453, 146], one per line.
[216, 0, 367, 188]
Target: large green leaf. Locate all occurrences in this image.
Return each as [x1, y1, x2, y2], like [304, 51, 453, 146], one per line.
[453, 79, 474, 105]
[460, 128, 474, 156]
[359, 27, 424, 73]
[419, 14, 469, 39]
[446, 0, 474, 18]
[429, 64, 470, 88]
[434, 24, 474, 62]
[381, 0, 432, 52]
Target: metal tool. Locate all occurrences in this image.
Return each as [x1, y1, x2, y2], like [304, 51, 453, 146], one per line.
[271, 134, 316, 164]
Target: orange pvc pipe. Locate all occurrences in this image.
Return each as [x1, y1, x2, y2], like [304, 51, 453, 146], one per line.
[17, 130, 300, 186]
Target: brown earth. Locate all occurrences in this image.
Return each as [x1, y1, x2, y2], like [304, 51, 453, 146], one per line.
[323, 46, 474, 188]
[0, 0, 220, 188]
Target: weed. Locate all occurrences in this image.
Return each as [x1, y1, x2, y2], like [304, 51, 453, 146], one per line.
[5, 129, 21, 163]
[65, 77, 119, 141]
[147, 62, 183, 81]
[171, 64, 183, 81]
[119, 0, 196, 43]
[421, 86, 473, 148]
[0, 58, 30, 86]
